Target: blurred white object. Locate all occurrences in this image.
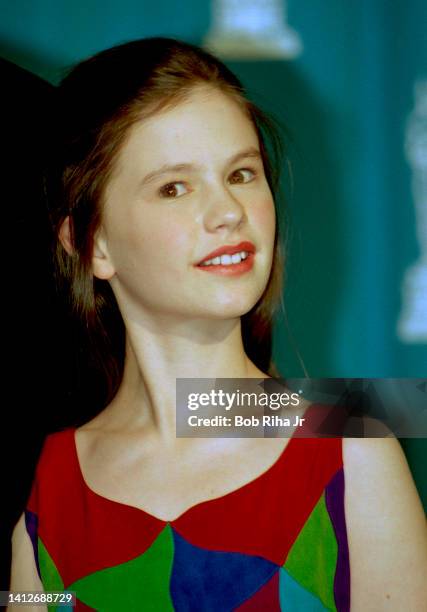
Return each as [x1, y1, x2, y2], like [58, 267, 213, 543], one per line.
[398, 80, 427, 343]
[203, 0, 302, 60]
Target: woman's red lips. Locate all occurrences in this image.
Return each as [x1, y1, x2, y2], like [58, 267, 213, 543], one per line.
[196, 241, 255, 266]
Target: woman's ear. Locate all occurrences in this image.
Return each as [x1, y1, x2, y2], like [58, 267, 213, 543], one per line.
[58, 216, 74, 255]
[92, 226, 116, 280]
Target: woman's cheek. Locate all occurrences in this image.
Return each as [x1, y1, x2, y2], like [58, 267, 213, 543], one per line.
[162, 222, 193, 257]
[253, 196, 276, 236]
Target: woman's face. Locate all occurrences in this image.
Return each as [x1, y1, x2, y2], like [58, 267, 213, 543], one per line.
[93, 85, 276, 323]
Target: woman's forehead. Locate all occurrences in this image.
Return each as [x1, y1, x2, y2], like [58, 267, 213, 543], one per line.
[116, 88, 258, 168]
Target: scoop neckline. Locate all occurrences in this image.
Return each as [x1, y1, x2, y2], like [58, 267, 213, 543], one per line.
[70, 403, 315, 523]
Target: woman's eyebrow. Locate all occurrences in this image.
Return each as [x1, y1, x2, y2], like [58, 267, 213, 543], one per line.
[140, 146, 262, 186]
[227, 146, 262, 167]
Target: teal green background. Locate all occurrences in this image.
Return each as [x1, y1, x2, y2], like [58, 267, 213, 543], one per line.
[1, 1, 425, 505]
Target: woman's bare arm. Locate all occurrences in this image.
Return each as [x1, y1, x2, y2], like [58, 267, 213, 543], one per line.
[343, 434, 427, 611]
[7, 512, 47, 612]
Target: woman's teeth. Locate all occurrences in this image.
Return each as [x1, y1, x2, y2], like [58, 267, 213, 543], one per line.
[200, 251, 250, 266]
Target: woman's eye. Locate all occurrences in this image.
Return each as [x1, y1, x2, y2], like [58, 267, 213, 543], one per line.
[158, 182, 188, 198]
[228, 168, 256, 185]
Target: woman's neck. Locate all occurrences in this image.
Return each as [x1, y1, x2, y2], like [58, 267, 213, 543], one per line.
[98, 316, 268, 445]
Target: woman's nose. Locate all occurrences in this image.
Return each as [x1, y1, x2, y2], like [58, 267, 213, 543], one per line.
[203, 185, 246, 232]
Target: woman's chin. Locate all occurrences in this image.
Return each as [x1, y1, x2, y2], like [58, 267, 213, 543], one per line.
[199, 296, 259, 320]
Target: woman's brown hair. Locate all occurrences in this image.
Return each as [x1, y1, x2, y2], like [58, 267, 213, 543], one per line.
[48, 37, 286, 406]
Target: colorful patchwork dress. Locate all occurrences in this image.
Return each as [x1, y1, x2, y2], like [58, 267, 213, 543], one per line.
[25, 405, 350, 611]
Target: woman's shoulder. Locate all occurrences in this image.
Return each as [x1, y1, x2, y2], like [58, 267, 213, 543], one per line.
[37, 427, 74, 462]
[342, 424, 424, 528]
[342, 429, 418, 506]
[28, 428, 75, 492]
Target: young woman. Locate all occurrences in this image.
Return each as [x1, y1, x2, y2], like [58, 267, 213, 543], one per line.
[9, 38, 427, 611]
